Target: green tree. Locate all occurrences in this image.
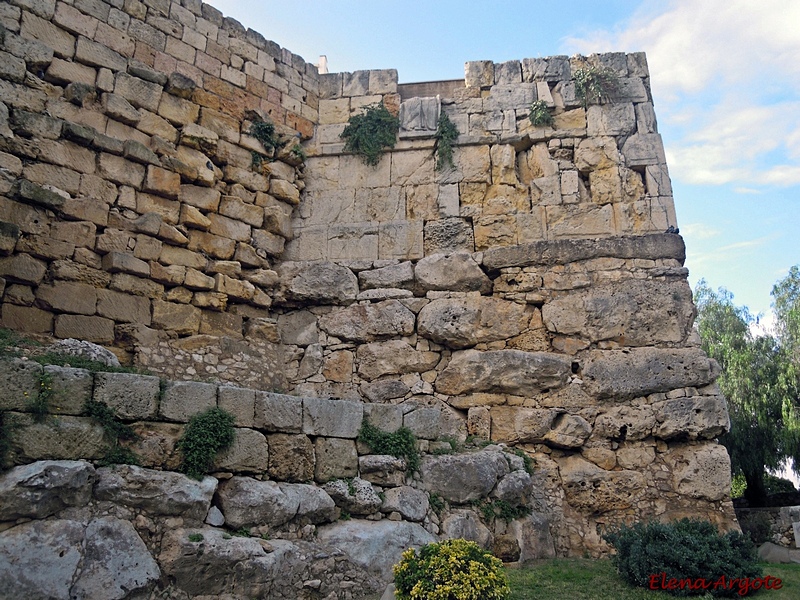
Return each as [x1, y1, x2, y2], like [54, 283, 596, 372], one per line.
[695, 280, 800, 506]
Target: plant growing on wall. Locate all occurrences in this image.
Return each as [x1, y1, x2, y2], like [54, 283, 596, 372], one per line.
[249, 115, 280, 169]
[528, 99, 554, 127]
[574, 65, 619, 108]
[358, 419, 419, 471]
[340, 102, 399, 166]
[177, 407, 235, 479]
[84, 399, 140, 466]
[434, 112, 459, 171]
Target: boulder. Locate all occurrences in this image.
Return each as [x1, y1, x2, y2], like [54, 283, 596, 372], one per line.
[557, 455, 646, 512]
[420, 451, 509, 503]
[278, 261, 358, 304]
[436, 349, 571, 396]
[45, 338, 121, 367]
[414, 252, 491, 293]
[359, 455, 407, 487]
[278, 482, 337, 524]
[418, 296, 528, 349]
[543, 414, 592, 448]
[94, 465, 217, 522]
[217, 477, 298, 528]
[323, 477, 382, 515]
[654, 395, 730, 440]
[510, 513, 557, 562]
[441, 509, 493, 548]
[319, 299, 415, 342]
[491, 470, 534, 505]
[356, 340, 440, 380]
[316, 519, 436, 582]
[381, 486, 429, 521]
[580, 348, 720, 400]
[666, 442, 731, 502]
[0, 460, 96, 521]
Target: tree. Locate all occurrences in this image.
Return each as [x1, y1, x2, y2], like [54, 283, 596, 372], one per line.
[694, 279, 800, 506]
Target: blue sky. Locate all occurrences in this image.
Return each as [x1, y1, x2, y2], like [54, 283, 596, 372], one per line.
[210, 0, 800, 324]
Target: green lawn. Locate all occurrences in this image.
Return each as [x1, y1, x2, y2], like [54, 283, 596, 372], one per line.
[506, 559, 800, 600]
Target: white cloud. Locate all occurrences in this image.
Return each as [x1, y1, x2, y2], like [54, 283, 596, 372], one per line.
[564, 0, 800, 189]
[681, 223, 721, 240]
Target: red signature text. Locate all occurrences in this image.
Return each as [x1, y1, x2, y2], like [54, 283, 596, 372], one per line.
[648, 572, 782, 596]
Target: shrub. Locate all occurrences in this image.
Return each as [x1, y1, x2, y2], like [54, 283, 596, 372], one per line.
[357, 419, 419, 472]
[574, 65, 619, 108]
[528, 99, 554, 127]
[604, 518, 762, 596]
[177, 407, 235, 479]
[737, 511, 773, 545]
[393, 538, 510, 600]
[340, 102, 399, 166]
[434, 112, 459, 171]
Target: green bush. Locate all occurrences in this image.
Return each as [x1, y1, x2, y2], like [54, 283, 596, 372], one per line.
[393, 538, 510, 600]
[604, 519, 762, 596]
[340, 102, 399, 166]
[177, 407, 235, 479]
[434, 112, 459, 171]
[528, 99, 554, 127]
[357, 419, 419, 471]
[574, 65, 619, 108]
[737, 511, 773, 545]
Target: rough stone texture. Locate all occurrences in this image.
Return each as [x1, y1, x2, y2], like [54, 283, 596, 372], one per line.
[557, 454, 646, 512]
[418, 296, 528, 348]
[415, 252, 491, 293]
[359, 454, 407, 487]
[46, 338, 121, 367]
[436, 349, 572, 395]
[159, 380, 217, 422]
[267, 433, 315, 482]
[319, 299, 416, 342]
[381, 486, 429, 521]
[214, 428, 269, 473]
[654, 396, 730, 440]
[94, 465, 217, 523]
[420, 451, 510, 503]
[0, 460, 95, 520]
[323, 477, 383, 515]
[278, 261, 359, 304]
[356, 340, 440, 380]
[303, 397, 363, 438]
[441, 510, 493, 549]
[93, 372, 160, 420]
[316, 519, 436, 582]
[314, 437, 358, 482]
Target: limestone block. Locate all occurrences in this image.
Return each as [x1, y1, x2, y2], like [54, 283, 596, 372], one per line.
[420, 451, 509, 503]
[93, 372, 160, 420]
[378, 220, 423, 260]
[319, 300, 415, 342]
[667, 443, 731, 501]
[542, 279, 694, 346]
[424, 218, 475, 255]
[54, 315, 114, 343]
[95, 464, 216, 522]
[278, 261, 359, 305]
[322, 477, 381, 515]
[467, 406, 491, 439]
[151, 300, 201, 335]
[180, 184, 221, 211]
[542, 414, 592, 448]
[488, 407, 556, 443]
[437, 350, 571, 396]
[43, 365, 93, 416]
[415, 252, 491, 293]
[359, 454, 407, 487]
[621, 133, 667, 167]
[277, 310, 318, 345]
[522, 56, 570, 82]
[451, 145, 491, 183]
[323, 350, 353, 382]
[358, 261, 414, 290]
[593, 405, 656, 441]
[218, 385, 255, 428]
[0, 460, 96, 521]
[319, 98, 349, 124]
[574, 137, 621, 172]
[381, 486, 428, 521]
[545, 203, 615, 238]
[303, 397, 363, 438]
[6, 414, 106, 462]
[581, 348, 720, 400]
[267, 433, 315, 482]
[328, 223, 379, 261]
[0, 304, 53, 334]
[403, 407, 441, 440]
[356, 340, 440, 381]
[159, 380, 217, 422]
[314, 437, 358, 482]
[557, 454, 646, 511]
[0, 252, 47, 285]
[363, 403, 404, 430]
[473, 215, 517, 250]
[587, 103, 636, 136]
[254, 392, 303, 432]
[465, 61, 494, 88]
[654, 395, 730, 440]
[114, 72, 162, 112]
[418, 296, 528, 349]
[46, 56, 96, 85]
[270, 179, 300, 204]
[616, 444, 656, 469]
[215, 428, 269, 474]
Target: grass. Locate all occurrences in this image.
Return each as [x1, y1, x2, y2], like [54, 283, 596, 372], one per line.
[506, 559, 800, 599]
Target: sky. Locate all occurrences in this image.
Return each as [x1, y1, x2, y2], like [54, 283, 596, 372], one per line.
[209, 0, 800, 325]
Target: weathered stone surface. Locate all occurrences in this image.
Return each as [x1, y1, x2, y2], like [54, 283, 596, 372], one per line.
[441, 509, 493, 549]
[581, 348, 720, 400]
[557, 454, 646, 512]
[70, 517, 160, 600]
[0, 357, 43, 411]
[418, 296, 528, 349]
[361, 380, 409, 403]
[323, 477, 382, 515]
[93, 372, 160, 420]
[424, 218, 476, 254]
[593, 405, 656, 441]
[316, 519, 436, 582]
[215, 428, 269, 473]
[278, 261, 358, 304]
[668, 443, 731, 502]
[420, 451, 509, 503]
[267, 433, 314, 482]
[415, 252, 491, 293]
[6, 414, 106, 462]
[254, 392, 303, 432]
[159, 380, 217, 422]
[488, 407, 557, 443]
[94, 465, 217, 522]
[359, 454, 407, 487]
[358, 261, 414, 290]
[356, 340, 440, 380]
[492, 470, 534, 505]
[542, 279, 694, 345]
[381, 486, 428, 521]
[654, 396, 730, 440]
[436, 350, 571, 396]
[319, 299, 415, 342]
[314, 437, 358, 482]
[47, 338, 121, 367]
[543, 414, 592, 448]
[403, 406, 442, 440]
[303, 397, 362, 439]
[0, 460, 95, 521]
[278, 482, 337, 524]
[511, 513, 557, 562]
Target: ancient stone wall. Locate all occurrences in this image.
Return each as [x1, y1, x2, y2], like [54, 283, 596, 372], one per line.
[0, 0, 738, 568]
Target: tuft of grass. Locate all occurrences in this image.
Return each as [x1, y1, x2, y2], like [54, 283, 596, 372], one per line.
[84, 400, 137, 441]
[27, 371, 54, 422]
[31, 352, 141, 374]
[231, 527, 251, 538]
[428, 493, 445, 514]
[510, 447, 535, 475]
[177, 407, 235, 479]
[357, 419, 419, 472]
[188, 533, 204, 543]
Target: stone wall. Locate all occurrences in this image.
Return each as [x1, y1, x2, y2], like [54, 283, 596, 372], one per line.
[0, 0, 738, 566]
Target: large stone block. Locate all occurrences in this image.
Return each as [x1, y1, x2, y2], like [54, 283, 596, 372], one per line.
[581, 348, 720, 400]
[654, 395, 730, 440]
[159, 380, 217, 422]
[277, 261, 358, 305]
[215, 428, 269, 474]
[93, 372, 160, 420]
[436, 350, 572, 396]
[5, 414, 106, 462]
[356, 340, 440, 381]
[218, 385, 255, 428]
[267, 433, 314, 482]
[303, 397, 363, 438]
[557, 454, 646, 512]
[667, 443, 731, 502]
[0, 460, 96, 521]
[253, 392, 303, 432]
[54, 315, 114, 343]
[415, 252, 491, 293]
[318, 300, 415, 342]
[0, 358, 43, 411]
[420, 451, 509, 503]
[151, 300, 201, 335]
[314, 437, 358, 482]
[418, 296, 528, 349]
